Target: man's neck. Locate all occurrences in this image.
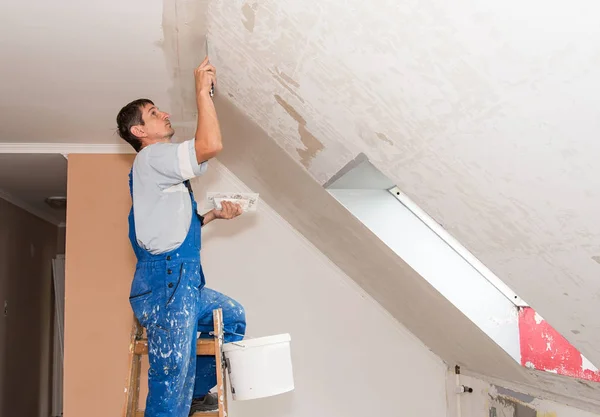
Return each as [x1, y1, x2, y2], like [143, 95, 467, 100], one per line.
[140, 137, 172, 150]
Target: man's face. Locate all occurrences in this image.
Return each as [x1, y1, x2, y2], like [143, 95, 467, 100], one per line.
[137, 103, 174, 143]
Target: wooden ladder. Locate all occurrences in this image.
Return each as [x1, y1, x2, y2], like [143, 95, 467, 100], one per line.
[123, 309, 229, 417]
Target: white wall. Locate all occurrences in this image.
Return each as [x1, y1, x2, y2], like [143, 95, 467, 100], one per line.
[192, 160, 449, 417]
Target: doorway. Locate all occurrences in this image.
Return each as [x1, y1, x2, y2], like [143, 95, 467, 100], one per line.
[0, 153, 66, 417]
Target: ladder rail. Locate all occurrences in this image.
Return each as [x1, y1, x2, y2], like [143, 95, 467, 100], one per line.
[213, 310, 228, 417]
[123, 319, 143, 417]
[124, 309, 227, 417]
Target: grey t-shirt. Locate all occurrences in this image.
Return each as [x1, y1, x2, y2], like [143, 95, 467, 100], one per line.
[132, 139, 208, 254]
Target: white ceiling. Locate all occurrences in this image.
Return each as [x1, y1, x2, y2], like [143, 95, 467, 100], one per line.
[3, 0, 600, 402]
[0, 0, 170, 144]
[0, 154, 67, 224]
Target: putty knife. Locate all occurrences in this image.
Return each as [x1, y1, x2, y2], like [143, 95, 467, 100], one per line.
[205, 37, 214, 98]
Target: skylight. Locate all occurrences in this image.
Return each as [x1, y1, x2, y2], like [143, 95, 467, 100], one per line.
[325, 157, 599, 381]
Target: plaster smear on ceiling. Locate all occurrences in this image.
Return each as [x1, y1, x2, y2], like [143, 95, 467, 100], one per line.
[161, 0, 211, 141]
[204, 0, 600, 367]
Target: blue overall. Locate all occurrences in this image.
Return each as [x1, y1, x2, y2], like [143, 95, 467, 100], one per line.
[127, 170, 246, 417]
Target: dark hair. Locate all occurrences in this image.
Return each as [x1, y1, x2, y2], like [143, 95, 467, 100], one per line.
[116, 99, 154, 152]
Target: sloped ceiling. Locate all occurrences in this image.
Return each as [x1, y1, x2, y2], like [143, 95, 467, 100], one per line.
[214, 95, 600, 411]
[206, 0, 600, 367]
[2, 0, 600, 407]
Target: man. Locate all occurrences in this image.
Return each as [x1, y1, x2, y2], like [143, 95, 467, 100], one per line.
[116, 56, 246, 417]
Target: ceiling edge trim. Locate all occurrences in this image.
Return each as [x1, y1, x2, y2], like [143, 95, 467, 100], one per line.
[0, 143, 134, 154]
[0, 188, 62, 226]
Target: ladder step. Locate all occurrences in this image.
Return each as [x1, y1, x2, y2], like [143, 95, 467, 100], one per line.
[136, 411, 218, 417]
[134, 339, 216, 356]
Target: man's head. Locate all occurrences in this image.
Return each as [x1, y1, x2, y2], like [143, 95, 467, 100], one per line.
[116, 99, 175, 152]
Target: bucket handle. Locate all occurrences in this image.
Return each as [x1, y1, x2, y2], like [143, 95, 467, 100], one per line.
[208, 329, 250, 348]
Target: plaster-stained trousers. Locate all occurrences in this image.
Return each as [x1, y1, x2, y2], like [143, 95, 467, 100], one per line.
[127, 171, 246, 417]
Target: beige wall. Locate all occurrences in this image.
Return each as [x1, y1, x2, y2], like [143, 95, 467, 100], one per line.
[0, 197, 58, 417]
[64, 153, 451, 416]
[64, 154, 136, 417]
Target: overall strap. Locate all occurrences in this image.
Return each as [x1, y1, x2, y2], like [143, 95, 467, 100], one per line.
[184, 180, 205, 226]
[184, 180, 193, 194]
[128, 168, 134, 198]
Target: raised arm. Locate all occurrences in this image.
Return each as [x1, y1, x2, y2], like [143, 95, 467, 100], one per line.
[193, 56, 223, 164]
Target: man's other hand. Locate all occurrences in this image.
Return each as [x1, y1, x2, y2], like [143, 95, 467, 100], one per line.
[213, 201, 243, 220]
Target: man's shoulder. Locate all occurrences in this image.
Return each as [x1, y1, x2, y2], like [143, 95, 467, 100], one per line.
[132, 139, 199, 187]
[138, 142, 175, 156]
[135, 140, 195, 160]
[134, 142, 173, 166]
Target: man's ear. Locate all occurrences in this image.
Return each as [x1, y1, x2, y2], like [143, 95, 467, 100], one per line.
[130, 125, 147, 139]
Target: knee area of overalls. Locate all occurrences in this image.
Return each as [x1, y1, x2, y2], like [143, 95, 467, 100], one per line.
[226, 299, 246, 324]
[147, 327, 192, 378]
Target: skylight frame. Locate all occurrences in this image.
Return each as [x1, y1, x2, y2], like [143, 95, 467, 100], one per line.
[387, 186, 528, 307]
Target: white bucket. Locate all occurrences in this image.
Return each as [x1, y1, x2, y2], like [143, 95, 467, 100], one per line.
[223, 333, 294, 401]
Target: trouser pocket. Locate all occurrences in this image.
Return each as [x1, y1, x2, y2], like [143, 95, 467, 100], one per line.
[129, 290, 155, 328]
[129, 264, 158, 327]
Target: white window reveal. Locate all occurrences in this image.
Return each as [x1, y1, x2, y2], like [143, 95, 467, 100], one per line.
[326, 159, 522, 363]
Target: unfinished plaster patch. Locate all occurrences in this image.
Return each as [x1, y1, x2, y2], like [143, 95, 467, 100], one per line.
[494, 386, 534, 404]
[161, 0, 210, 133]
[275, 68, 299, 88]
[519, 307, 600, 382]
[274, 94, 324, 168]
[270, 68, 303, 103]
[241, 3, 257, 33]
[270, 68, 304, 103]
[494, 396, 537, 417]
[489, 396, 515, 417]
[376, 132, 393, 146]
